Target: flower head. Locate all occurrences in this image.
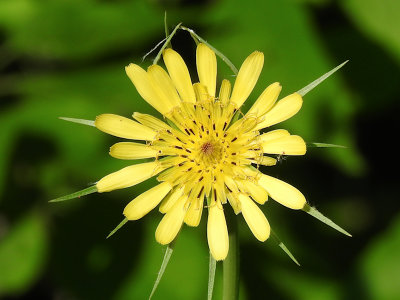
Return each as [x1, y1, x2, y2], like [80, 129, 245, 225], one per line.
[94, 43, 306, 261]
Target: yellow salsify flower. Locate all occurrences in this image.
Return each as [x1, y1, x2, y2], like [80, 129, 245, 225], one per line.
[92, 43, 307, 261]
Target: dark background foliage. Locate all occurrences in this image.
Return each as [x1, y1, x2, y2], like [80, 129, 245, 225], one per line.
[1, 0, 399, 299]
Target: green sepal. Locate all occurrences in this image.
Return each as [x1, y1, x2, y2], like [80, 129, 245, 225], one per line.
[164, 12, 170, 40]
[59, 117, 95, 127]
[297, 61, 348, 97]
[106, 218, 128, 239]
[208, 254, 217, 300]
[228, 110, 241, 128]
[166, 118, 181, 132]
[149, 242, 175, 300]
[153, 23, 182, 65]
[303, 203, 352, 237]
[308, 142, 347, 148]
[271, 230, 300, 266]
[49, 185, 97, 203]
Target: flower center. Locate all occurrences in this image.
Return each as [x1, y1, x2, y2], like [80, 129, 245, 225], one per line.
[200, 141, 214, 155]
[198, 140, 223, 166]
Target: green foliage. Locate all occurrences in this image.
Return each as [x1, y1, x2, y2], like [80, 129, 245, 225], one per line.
[342, 0, 400, 64]
[359, 213, 400, 300]
[0, 212, 48, 295]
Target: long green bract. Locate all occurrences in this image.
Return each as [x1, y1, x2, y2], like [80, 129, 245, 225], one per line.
[303, 204, 352, 237]
[149, 243, 175, 299]
[208, 254, 217, 300]
[297, 61, 349, 96]
[49, 185, 97, 202]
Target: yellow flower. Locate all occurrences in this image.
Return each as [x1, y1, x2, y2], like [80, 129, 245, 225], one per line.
[94, 43, 306, 261]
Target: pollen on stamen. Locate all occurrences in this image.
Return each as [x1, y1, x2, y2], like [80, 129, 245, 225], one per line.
[201, 141, 214, 155]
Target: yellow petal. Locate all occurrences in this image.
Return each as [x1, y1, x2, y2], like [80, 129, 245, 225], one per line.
[96, 161, 162, 193]
[259, 129, 290, 144]
[155, 196, 186, 245]
[258, 174, 306, 209]
[219, 79, 231, 105]
[163, 48, 195, 103]
[246, 82, 282, 117]
[184, 198, 203, 227]
[132, 112, 171, 131]
[95, 114, 156, 140]
[255, 93, 303, 130]
[125, 64, 171, 115]
[147, 64, 181, 108]
[123, 182, 172, 220]
[243, 181, 269, 205]
[207, 203, 229, 261]
[230, 51, 264, 108]
[159, 188, 184, 214]
[262, 135, 307, 155]
[258, 156, 277, 166]
[193, 83, 209, 102]
[109, 142, 158, 160]
[239, 194, 270, 241]
[196, 43, 217, 97]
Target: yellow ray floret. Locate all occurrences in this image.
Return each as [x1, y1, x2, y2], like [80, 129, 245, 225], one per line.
[196, 43, 217, 97]
[207, 202, 229, 261]
[230, 51, 264, 108]
[163, 48, 196, 103]
[95, 114, 156, 140]
[124, 182, 172, 220]
[96, 161, 164, 193]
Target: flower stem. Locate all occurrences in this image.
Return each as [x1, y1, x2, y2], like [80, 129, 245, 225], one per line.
[223, 211, 239, 300]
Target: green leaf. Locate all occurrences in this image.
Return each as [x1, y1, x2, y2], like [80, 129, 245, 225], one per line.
[0, 212, 48, 296]
[115, 219, 207, 300]
[149, 243, 175, 300]
[303, 204, 352, 237]
[265, 268, 343, 300]
[270, 230, 300, 266]
[208, 254, 217, 300]
[359, 213, 400, 300]
[308, 143, 347, 148]
[59, 117, 95, 127]
[297, 61, 348, 97]
[106, 218, 128, 239]
[49, 185, 97, 203]
[342, 0, 400, 64]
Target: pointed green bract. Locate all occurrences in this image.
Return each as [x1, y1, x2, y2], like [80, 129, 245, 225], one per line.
[166, 118, 181, 132]
[208, 254, 217, 300]
[180, 26, 238, 75]
[229, 110, 241, 127]
[308, 142, 347, 148]
[59, 117, 95, 127]
[303, 204, 352, 237]
[271, 230, 300, 266]
[297, 61, 349, 97]
[164, 12, 169, 39]
[106, 218, 128, 239]
[49, 185, 97, 202]
[149, 243, 174, 300]
[153, 23, 182, 65]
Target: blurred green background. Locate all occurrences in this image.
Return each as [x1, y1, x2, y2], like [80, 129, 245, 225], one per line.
[1, 0, 399, 299]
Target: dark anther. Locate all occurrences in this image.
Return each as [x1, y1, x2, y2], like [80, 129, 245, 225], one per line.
[197, 186, 204, 198]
